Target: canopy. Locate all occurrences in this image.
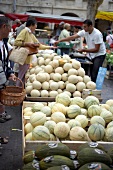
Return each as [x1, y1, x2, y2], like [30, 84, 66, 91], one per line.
[4, 12, 83, 26]
[96, 11, 113, 21]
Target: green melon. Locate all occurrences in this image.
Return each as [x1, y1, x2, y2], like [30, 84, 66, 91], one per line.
[88, 123, 105, 141]
[77, 147, 112, 166]
[35, 143, 70, 160]
[23, 151, 35, 164]
[78, 162, 111, 170]
[39, 155, 75, 170]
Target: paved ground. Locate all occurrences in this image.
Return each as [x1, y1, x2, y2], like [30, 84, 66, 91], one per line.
[0, 78, 113, 170]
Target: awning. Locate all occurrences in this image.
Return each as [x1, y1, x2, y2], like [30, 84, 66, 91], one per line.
[4, 12, 83, 26]
[96, 11, 113, 21]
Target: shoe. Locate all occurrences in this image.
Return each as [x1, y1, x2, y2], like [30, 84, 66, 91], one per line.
[0, 112, 12, 123]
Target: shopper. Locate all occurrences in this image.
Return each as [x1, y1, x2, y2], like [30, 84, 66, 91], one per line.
[58, 23, 71, 55]
[55, 21, 65, 40]
[55, 19, 106, 82]
[106, 30, 113, 47]
[14, 17, 56, 87]
[0, 16, 16, 123]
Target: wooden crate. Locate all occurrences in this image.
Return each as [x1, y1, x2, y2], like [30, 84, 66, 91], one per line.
[105, 70, 113, 80]
[25, 95, 55, 102]
[82, 89, 102, 101]
[22, 116, 113, 154]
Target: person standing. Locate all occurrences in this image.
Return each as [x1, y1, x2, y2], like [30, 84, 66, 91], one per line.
[106, 30, 113, 47]
[14, 17, 56, 87]
[55, 19, 106, 82]
[58, 23, 71, 56]
[0, 16, 16, 122]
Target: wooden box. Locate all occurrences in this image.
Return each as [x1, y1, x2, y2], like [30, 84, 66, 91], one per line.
[25, 95, 55, 102]
[82, 89, 102, 101]
[22, 102, 113, 155]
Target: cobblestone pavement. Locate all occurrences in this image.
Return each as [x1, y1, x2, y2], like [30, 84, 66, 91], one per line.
[0, 78, 113, 170]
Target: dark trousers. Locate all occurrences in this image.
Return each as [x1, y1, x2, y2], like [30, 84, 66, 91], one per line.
[61, 48, 70, 56]
[90, 54, 106, 82]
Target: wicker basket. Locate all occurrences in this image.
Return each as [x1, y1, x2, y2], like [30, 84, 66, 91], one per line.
[0, 78, 26, 106]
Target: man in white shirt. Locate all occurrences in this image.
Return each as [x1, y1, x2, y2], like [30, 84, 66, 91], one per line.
[55, 19, 106, 82]
[106, 30, 113, 46]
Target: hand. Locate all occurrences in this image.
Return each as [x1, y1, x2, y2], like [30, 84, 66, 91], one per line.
[8, 74, 17, 81]
[50, 46, 58, 49]
[54, 41, 59, 46]
[76, 49, 84, 53]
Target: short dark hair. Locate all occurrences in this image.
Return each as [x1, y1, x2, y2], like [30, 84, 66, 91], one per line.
[26, 18, 37, 27]
[83, 19, 92, 26]
[0, 16, 11, 28]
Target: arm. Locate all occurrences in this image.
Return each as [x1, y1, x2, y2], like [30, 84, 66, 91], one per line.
[78, 44, 100, 53]
[55, 33, 80, 45]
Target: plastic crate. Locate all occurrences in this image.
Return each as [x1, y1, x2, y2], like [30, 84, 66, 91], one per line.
[57, 42, 74, 48]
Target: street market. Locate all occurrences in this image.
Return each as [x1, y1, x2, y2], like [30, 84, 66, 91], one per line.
[0, 1, 113, 170]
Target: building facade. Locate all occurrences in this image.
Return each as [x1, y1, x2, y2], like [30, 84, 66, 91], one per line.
[0, 0, 113, 31]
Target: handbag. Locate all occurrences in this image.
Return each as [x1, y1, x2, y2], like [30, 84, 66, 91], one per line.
[9, 46, 29, 65]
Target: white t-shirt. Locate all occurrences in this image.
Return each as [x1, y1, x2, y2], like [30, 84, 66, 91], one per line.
[77, 28, 106, 59]
[106, 34, 113, 45]
[0, 40, 13, 67]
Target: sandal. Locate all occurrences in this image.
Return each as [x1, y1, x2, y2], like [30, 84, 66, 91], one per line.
[0, 137, 9, 144]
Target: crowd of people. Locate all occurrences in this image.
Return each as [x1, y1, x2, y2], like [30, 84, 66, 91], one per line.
[0, 14, 113, 155]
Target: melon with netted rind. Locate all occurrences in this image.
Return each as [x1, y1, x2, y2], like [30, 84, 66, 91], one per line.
[88, 105, 102, 118]
[51, 112, 66, 123]
[52, 103, 67, 115]
[67, 105, 81, 118]
[70, 126, 90, 141]
[32, 126, 50, 141]
[67, 119, 81, 129]
[106, 99, 113, 106]
[44, 120, 56, 134]
[88, 123, 105, 141]
[100, 110, 113, 123]
[56, 93, 71, 106]
[32, 102, 44, 112]
[90, 116, 106, 127]
[24, 123, 34, 135]
[70, 97, 84, 108]
[75, 115, 88, 128]
[30, 112, 46, 127]
[54, 122, 70, 139]
[41, 106, 52, 116]
[105, 127, 113, 142]
[107, 121, 113, 129]
[84, 96, 99, 109]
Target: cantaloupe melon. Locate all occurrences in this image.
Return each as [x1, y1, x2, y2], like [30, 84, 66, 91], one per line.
[32, 126, 50, 140]
[70, 97, 84, 108]
[87, 105, 101, 117]
[66, 105, 81, 118]
[88, 123, 105, 141]
[44, 121, 56, 134]
[30, 112, 46, 127]
[56, 93, 71, 106]
[51, 112, 66, 123]
[54, 122, 70, 139]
